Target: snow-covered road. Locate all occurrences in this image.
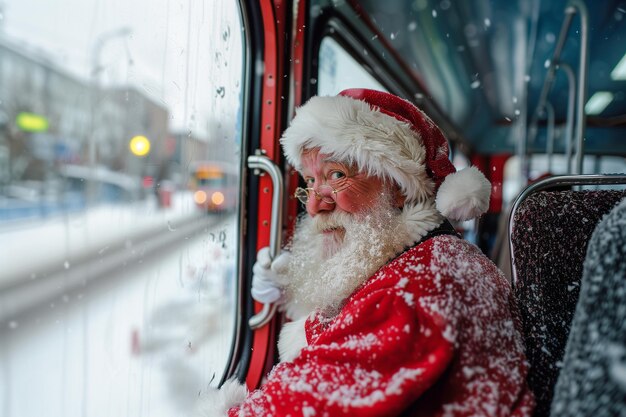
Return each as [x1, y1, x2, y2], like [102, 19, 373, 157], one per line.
[1, 196, 239, 417]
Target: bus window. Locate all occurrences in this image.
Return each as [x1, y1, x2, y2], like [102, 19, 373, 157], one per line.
[503, 155, 626, 206]
[0, 1, 244, 416]
[318, 37, 386, 96]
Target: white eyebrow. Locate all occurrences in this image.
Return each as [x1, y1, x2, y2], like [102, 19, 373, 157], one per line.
[321, 156, 347, 165]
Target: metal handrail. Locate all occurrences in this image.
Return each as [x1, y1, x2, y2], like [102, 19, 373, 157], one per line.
[544, 102, 555, 173]
[557, 63, 576, 174]
[508, 174, 626, 286]
[247, 154, 284, 329]
[526, 0, 588, 174]
[568, 0, 589, 174]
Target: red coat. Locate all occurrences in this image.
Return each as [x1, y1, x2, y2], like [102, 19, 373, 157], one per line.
[230, 235, 534, 417]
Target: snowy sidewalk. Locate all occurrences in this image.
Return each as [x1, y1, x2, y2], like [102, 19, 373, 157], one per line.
[0, 191, 203, 288]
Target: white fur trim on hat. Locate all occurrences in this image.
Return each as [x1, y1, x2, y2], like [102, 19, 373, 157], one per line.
[436, 166, 491, 221]
[281, 95, 434, 204]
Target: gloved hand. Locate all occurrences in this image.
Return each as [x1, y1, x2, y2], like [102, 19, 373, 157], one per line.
[251, 247, 290, 304]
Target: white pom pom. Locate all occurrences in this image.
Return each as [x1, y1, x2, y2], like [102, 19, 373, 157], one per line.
[435, 166, 491, 221]
[194, 378, 247, 417]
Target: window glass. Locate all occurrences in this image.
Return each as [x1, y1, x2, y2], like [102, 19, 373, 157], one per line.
[0, 1, 244, 416]
[317, 37, 386, 96]
[503, 155, 626, 206]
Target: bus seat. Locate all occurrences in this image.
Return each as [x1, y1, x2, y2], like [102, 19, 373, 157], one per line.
[550, 197, 626, 417]
[510, 189, 626, 417]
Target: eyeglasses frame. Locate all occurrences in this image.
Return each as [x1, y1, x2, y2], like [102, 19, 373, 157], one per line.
[293, 182, 352, 204]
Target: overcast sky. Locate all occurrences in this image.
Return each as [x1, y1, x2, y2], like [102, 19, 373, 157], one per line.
[1, 0, 243, 139]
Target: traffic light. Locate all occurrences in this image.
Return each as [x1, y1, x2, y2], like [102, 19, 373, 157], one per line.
[129, 135, 151, 156]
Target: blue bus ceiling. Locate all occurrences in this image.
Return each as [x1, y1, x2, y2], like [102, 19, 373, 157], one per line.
[315, 0, 626, 155]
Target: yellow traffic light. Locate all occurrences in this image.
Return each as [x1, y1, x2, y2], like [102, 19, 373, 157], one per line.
[129, 135, 151, 156]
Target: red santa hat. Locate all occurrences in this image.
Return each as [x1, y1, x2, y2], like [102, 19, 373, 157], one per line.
[280, 88, 491, 222]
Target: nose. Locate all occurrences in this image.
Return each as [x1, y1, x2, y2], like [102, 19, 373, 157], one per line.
[306, 193, 335, 216]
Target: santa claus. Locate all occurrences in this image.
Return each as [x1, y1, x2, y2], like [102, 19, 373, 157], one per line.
[197, 89, 534, 417]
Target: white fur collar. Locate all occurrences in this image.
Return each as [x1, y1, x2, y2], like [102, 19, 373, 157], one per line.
[400, 200, 445, 246]
[278, 316, 309, 362]
[194, 379, 247, 417]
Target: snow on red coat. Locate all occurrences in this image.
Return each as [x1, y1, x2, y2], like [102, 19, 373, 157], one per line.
[229, 235, 534, 417]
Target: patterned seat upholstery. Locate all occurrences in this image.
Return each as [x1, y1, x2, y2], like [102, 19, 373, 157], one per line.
[550, 197, 626, 417]
[510, 190, 626, 417]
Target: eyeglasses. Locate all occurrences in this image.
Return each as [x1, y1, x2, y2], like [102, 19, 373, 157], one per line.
[294, 184, 351, 204]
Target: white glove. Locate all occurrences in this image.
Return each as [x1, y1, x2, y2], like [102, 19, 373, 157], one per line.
[251, 247, 290, 304]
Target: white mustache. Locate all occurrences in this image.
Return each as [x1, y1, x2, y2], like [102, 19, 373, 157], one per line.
[311, 212, 352, 233]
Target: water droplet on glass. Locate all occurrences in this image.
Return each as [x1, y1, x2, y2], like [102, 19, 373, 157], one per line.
[64, 261, 70, 269]
[167, 221, 177, 232]
[310, 78, 317, 85]
[432, 9, 438, 18]
[9, 321, 18, 329]
[222, 26, 231, 42]
[471, 80, 481, 89]
[484, 18, 491, 28]
[371, 34, 378, 40]
[544, 59, 551, 68]
[390, 32, 398, 40]
[515, 109, 521, 116]
[408, 22, 417, 31]
[216, 87, 226, 98]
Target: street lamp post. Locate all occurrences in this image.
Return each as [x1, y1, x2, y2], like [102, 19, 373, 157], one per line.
[87, 27, 131, 204]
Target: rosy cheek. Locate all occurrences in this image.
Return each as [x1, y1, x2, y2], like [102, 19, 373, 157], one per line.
[336, 182, 383, 212]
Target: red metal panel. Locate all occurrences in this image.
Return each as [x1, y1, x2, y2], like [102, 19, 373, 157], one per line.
[471, 154, 510, 213]
[246, 0, 289, 390]
[285, 0, 307, 239]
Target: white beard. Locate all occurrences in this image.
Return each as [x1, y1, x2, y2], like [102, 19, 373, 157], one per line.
[282, 194, 414, 319]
